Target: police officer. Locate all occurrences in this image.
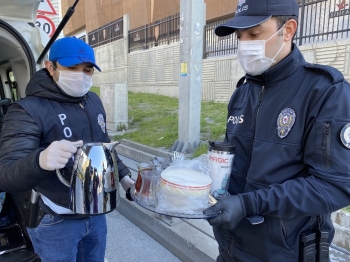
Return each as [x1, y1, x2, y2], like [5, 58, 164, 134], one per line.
[203, 0, 350, 261]
[0, 37, 134, 262]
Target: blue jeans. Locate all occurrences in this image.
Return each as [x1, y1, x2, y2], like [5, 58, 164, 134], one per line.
[27, 214, 107, 262]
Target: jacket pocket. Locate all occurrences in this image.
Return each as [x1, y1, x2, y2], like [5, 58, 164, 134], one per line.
[231, 216, 297, 261]
[315, 119, 350, 172]
[213, 226, 233, 253]
[39, 214, 64, 227]
[321, 122, 331, 168]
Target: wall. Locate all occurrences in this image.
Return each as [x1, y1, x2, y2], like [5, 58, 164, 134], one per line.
[61, 0, 86, 35]
[93, 38, 350, 104]
[93, 40, 128, 85]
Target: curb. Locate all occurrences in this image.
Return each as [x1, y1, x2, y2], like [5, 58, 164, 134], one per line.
[115, 139, 172, 164]
[332, 211, 350, 251]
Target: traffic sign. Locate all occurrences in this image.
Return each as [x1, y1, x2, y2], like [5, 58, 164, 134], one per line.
[36, 15, 56, 37]
[38, 0, 57, 15]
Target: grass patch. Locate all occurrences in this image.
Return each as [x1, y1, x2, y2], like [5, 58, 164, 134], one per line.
[113, 91, 227, 154]
[118, 93, 179, 149]
[90, 86, 100, 97]
[342, 206, 350, 212]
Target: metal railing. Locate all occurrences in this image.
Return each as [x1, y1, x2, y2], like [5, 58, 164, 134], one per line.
[88, 18, 124, 48]
[79, 35, 86, 43]
[128, 14, 180, 52]
[204, 0, 350, 58]
[204, 18, 237, 58]
[296, 0, 350, 45]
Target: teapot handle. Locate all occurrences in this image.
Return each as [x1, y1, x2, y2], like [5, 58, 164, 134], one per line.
[56, 169, 70, 187]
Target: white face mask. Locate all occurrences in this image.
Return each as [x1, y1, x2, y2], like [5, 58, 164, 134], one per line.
[237, 26, 285, 76]
[55, 69, 92, 97]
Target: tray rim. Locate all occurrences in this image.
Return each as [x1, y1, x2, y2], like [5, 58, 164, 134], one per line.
[130, 184, 216, 219]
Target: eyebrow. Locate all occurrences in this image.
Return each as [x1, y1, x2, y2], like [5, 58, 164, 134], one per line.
[238, 24, 264, 33]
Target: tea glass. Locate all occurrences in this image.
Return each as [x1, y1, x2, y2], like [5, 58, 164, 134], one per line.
[138, 169, 158, 206]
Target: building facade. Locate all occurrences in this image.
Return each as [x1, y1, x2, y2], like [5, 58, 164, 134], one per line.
[62, 0, 238, 37]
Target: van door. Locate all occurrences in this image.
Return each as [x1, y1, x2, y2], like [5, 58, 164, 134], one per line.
[0, 0, 50, 100]
[0, 0, 41, 22]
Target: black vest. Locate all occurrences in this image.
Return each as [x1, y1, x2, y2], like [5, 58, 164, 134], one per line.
[17, 92, 109, 208]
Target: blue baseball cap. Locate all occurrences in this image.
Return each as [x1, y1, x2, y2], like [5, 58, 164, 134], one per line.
[49, 36, 101, 71]
[215, 0, 299, 37]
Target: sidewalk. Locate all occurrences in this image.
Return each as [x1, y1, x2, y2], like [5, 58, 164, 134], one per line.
[105, 210, 181, 262]
[114, 139, 350, 262]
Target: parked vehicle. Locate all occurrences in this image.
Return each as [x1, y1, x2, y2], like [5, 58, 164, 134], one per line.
[0, 1, 77, 260]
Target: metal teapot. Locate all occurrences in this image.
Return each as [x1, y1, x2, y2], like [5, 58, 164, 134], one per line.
[56, 142, 120, 215]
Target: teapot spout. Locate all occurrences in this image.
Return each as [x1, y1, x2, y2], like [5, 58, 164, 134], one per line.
[104, 141, 120, 152]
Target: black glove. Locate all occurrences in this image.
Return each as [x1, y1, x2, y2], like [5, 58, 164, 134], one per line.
[203, 195, 244, 231]
[125, 187, 133, 201]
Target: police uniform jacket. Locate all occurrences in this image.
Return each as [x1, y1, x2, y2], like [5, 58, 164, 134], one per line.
[0, 69, 130, 214]
[215, 44, 350, 261]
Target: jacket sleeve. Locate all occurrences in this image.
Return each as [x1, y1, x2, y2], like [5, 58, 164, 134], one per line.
[0, 103, 52, 193]
[240, 80, 350, 219]
[110, 149, 131, 181]
[105, 132, 131, 181]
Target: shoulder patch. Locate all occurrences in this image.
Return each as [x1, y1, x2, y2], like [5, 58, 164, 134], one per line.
[340, 123, 350, 149]
[304, 63, 344, 84]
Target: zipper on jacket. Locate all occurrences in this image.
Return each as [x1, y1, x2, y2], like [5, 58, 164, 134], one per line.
[241, 86, 266, 191]
[79, 102, 94, 141]
[322, 122, 331, 168]
[280, 219, 287, 239]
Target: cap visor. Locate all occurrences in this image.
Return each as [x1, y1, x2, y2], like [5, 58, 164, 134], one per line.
[215, 15, 271, 36]
[57, 57, 101, 72]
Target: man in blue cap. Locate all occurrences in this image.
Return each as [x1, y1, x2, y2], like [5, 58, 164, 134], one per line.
[0, 37, 134, 261]
[203, 0, 350, 261]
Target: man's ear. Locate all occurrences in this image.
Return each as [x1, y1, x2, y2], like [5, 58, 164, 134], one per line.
[44, 60, 55, 77]
[284, 19, 297, 42]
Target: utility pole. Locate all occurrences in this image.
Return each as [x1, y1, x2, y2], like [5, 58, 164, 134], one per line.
[172, 0, 205, 153]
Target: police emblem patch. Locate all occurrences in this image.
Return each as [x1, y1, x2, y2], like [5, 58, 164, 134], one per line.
[97, 114, 106, 133]
[340, 123, 350, 149]
[277, 108, 296, 139]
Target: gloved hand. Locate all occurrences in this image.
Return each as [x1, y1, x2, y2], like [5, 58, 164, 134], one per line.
[203, 195, 244, 231]
[120, 175, 135, 201]
[39, 140, 83, 171]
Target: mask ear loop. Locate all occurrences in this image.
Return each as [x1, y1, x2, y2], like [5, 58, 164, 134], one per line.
[51, 63, 60, 83]
[271, 42, 285, 61]
[266, 24, 286, 62]
[266, 24, 285, 42]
